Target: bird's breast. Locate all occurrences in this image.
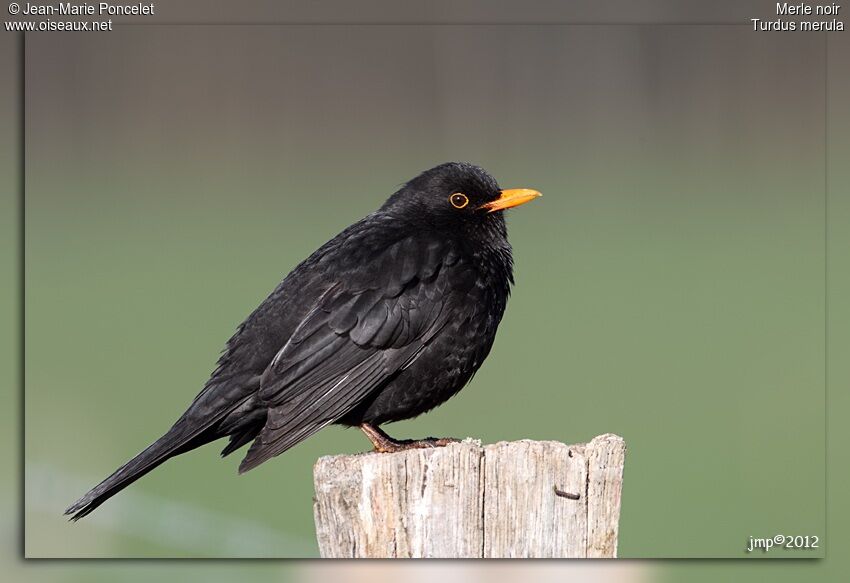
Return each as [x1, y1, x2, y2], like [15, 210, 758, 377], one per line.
[339, 249, 511, 426]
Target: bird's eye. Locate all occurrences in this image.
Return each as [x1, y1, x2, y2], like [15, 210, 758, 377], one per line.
[449, 193, 469, 209]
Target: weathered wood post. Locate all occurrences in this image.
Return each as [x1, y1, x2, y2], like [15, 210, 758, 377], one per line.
[312, 433, 626, 558]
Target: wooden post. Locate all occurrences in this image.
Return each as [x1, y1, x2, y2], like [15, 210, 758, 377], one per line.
[312, 434, 626, 558]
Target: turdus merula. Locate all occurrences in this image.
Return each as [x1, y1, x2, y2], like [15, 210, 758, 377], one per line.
[66, 162, 540, 520]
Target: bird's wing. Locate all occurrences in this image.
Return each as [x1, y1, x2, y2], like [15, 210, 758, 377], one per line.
[237, 236, 474, 472]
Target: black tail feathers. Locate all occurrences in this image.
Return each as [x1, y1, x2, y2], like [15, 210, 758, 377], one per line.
[64, 424, 212, 521]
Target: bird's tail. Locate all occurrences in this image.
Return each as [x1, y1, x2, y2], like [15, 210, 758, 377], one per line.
[64, 421, 213, 521]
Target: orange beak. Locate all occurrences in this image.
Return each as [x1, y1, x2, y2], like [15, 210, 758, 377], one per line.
[480, 188, 542, 213]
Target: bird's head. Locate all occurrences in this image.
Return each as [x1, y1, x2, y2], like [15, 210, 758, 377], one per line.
[381, 162, 541, 232]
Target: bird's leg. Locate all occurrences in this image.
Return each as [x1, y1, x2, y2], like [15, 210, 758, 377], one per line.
[359, 423, 460, 453]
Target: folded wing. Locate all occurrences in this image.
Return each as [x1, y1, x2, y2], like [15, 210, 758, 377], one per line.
[238, 236, 473, 472]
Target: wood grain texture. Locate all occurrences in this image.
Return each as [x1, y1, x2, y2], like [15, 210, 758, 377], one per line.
[313, 434, 625, 558]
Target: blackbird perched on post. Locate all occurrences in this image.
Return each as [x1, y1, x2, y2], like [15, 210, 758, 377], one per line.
[66, 162, 540, 520]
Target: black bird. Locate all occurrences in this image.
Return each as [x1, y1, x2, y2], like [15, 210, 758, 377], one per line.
[66, 162, 540, 520]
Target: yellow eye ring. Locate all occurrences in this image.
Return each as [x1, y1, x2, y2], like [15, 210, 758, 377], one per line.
[449, 193, 469, 209]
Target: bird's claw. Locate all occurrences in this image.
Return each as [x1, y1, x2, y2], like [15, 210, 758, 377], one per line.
[359, 422, 460, 453]
[373, 436, 460, 453]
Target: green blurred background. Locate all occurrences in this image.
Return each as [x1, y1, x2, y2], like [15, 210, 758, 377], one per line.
[3, 9, 846, 580]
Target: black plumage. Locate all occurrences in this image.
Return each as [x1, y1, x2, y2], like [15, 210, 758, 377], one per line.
[66, 162, 540, 520]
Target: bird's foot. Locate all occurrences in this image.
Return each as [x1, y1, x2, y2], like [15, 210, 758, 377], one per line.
[359, 423, 460, 453]
[374, 436, 460, 453]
